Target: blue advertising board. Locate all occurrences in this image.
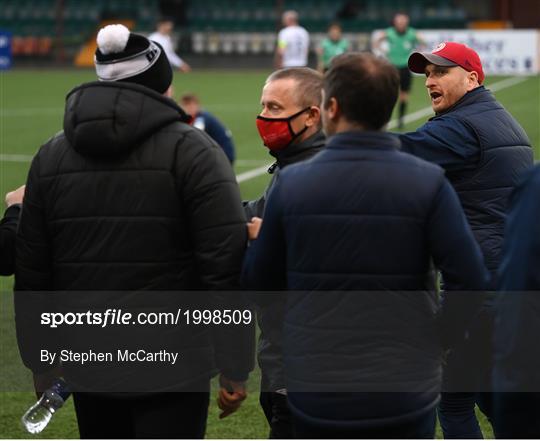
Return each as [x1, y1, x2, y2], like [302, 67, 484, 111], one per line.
[0, 31, 12, 70]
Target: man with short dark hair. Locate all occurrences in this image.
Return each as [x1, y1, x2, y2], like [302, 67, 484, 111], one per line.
[400, 42, 533, 438]
[243, 52, 486, 438]
[245, 66, 324, 439]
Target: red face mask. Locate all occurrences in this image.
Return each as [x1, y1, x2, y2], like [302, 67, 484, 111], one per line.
[256, 107, 311, 151]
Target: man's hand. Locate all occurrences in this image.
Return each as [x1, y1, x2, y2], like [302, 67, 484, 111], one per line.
[217, 374, 247, 419]
[247, 217, 262, 241]
[33, 365, 62, 399]
[5, 185, 25, 207]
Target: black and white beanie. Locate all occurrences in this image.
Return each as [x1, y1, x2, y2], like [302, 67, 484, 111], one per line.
[94, 24, 172, 94]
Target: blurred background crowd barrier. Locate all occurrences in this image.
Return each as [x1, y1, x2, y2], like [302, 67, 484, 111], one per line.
[0, 0, 539, 71]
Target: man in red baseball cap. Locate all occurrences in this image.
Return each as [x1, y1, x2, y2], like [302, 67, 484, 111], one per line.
[409, 42, 485, 82]
[399, 42, 533, 439]
[408, 42, 485, 114]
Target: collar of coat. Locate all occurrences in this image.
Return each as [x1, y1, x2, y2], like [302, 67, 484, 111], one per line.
[268, 130, 326, 173]
[326, 130, 402, 152]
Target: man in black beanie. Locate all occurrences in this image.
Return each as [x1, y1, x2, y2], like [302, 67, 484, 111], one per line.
[15, 24, 254, 439]
[94, 24, 173, 93]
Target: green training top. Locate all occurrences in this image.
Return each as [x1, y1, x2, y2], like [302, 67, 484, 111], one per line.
[385, 27, 418, 68]
[320, 38, 349, 68]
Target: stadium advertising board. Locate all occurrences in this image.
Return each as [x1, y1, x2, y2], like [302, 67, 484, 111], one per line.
[372, 29, 540, 75]
[373, 29, 540, 76]
[421, 30, 539, 76]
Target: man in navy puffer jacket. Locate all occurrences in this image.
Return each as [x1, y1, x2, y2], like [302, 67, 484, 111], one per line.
[243, 53, 487, 439]
[400, 42, 533, 438]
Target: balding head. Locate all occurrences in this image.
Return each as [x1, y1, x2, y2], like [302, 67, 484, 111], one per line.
[266, 67, 323, 109]
[282, 10, 299, 27]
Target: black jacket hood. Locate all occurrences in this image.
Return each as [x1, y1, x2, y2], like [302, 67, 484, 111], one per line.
[64, 81, 190, 158]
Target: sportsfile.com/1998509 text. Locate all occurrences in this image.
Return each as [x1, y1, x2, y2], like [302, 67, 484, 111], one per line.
[40, 309, 252, 328]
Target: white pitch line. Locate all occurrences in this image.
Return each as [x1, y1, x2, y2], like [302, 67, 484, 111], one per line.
[0, 153, 34, 162]
[236, 163, 274, 183]
[0, 77, 527, 119]
[388, 106, 434, 129]
[237, 76, 530, 182]
[485, 76, 530, 92]
[387, 76, 529, 130]
[0, 107, 63, 117]
[235, 159, 270, 166]
[0, 152, 274, 184]
[0, 153, 272, 167]
[0, 104, 258, 117]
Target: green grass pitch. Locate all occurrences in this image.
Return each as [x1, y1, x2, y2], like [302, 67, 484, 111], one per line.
[0, 69, 538, 438]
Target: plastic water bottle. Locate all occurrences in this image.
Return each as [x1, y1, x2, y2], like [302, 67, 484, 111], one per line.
[21, 379, 71, 434]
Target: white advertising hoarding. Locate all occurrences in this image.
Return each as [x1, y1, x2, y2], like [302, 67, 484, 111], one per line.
[373, 29, 540, 75]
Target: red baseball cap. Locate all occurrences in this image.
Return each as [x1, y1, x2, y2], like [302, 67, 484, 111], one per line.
[408, 42, 485, 84]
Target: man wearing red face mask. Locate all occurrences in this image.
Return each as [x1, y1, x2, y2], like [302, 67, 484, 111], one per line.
[243, 67, 325, 439]
[245, 68, 324, 225]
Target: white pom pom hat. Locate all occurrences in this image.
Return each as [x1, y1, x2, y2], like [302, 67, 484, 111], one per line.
[94, 24, 172, 94]
[96, 24, 130, 55]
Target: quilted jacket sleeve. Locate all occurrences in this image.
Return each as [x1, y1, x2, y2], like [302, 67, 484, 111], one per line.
[14, 150, 57, 373]
[0, 204, 21, 276]
[177, 130, 254, 381]
[427, 177, 487, 348]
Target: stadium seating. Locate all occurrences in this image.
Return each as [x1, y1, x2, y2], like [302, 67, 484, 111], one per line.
[185, 0, 467, 33]
[0, 0, 467, 58]
[0, 0, 158, 57]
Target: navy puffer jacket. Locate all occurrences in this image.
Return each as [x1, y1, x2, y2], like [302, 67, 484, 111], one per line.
[400, 86, 533, 279]
[243, 131, 486, 425]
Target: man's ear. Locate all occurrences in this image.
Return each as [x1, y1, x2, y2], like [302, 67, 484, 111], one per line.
[466, 71, 480, 90]
[305, 106, 321, 128]
[326, 97, 339, 121]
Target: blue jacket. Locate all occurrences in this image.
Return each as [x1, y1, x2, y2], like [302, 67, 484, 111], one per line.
[243, 130, 325, 392]
[492, 165, 540, 437]
[400, 86, 533, 278]
[193, 111, 235, 163]
[243, 131, 487, 425]
[494, 164, 540, 391]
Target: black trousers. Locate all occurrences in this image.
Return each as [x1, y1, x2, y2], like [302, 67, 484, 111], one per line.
[260, 391, 295, 439]
[439, 307, 496, 438]
[494, 392, 540, 438]
[73, 391, 210, 439]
